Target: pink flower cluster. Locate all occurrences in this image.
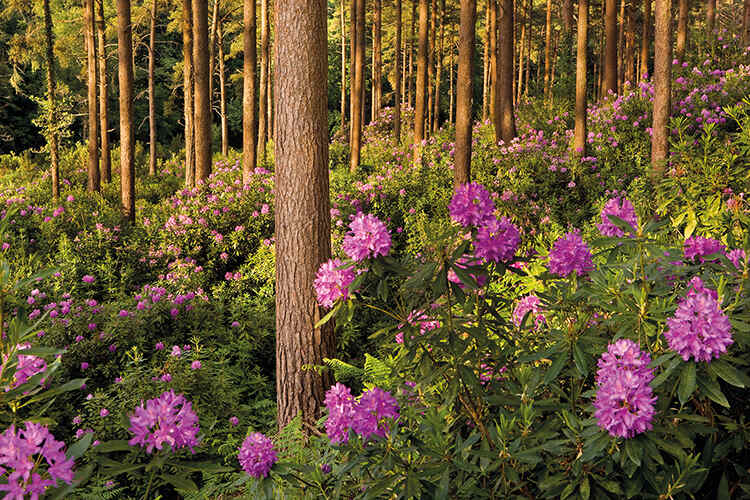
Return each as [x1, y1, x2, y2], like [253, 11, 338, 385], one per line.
[238, 432, 277, 478]
[10, 343, 47, 388]
[128, 390, 200, 453]
[512, 295, 545, 329]
[324, 383, 399, 443]
[597, 197, 638, 237]
[342, 213, 392, 261]
[314, 258, 356, 308]
[548, 230, 593, 277]
[449, 182, 495, 227]
[683, 236, 725, 262]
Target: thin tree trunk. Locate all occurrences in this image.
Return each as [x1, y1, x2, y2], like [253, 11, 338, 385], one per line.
[743, 0, 750, 47]
[524, 5, 531, 97]
[349, 0, 355, 140]
[676, 0, 688, 60]
[208, 0, 220, 105]
[617, 0, 624, 92]
[414, 0, 429, 154]
[242, 0, 257, 184]
[604, 0, 617, 96]
[183, 0, 195, 187]
[193, 0, 212, 181]
[574, 0, 587, 156]
[562, 0, 574, 32]
[651, 0, 671, 177]
[274, 0, 334, 430]
[516, 0, 526, 104]
[148, 0, 157, 175]
[96, 0, 110, 183]
[455, 0, 476, 187]
[499, 0, 516, 142]
[395, 0, 402, 141]
[543, 0, 552, 95]
[350, 0, 365, 171]
[374, 0, 382, 116]
[340, 0, 347, 130]
[401, 2, 407, 106]
[85, 0, 100, 193]
[43, 0, 60, 200]
[706, 0, 715, 44]
[640, 0, 650, 78]
[218, 21, 228, 156]
[549, 29, 558, 90]
[482, 1, 489, 121]
[258, 0, 269, 162]
[433, 0, 445, 131]
[449, 30, 454, 124]
[489, 0, 498, 133]
[409, 0, 416, 107]
[117, 0, 135, 220]
[427, 0, 436, 134]
[267, 34, 273, 143]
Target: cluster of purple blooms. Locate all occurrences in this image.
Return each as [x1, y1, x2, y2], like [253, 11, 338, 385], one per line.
[0, 422, 74, 498]
[324, 383, 399, 444]
[548, 230, 594, 277]
[664, 277, 733, 362]
[314, 258, 356, 309]
[128, 390, 200, 454]
[683, 236, 726, 262]
[395, 310, 440, 344]
[593, 339, 657, 438]
[10, 343, 47, 389]
[238, 432, 278, 479]
[597, 197, 638, 237]
[512, 295, 545, 329]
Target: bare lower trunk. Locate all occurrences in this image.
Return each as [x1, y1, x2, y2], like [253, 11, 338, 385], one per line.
[499, 0, 516, 142]
[706, 0, 715, 44]
[427, 0, 436, 135]
[117, 0, 135, 220]
[85, 0, 100, 193]
[449, 30, 454, 124]
[490, 0, 498, 137]
[350, 0, 365, 171]
[258, 0, 269, 163]
[676, 0, 688, 60]
[604, 0, 617, 96]
[455, 0, 476, 187]
[574, 0, 587, 156]
[394, 0, 402, 142]
[208, 0, 220, 104]
[193, 0, 212, 181]
[543, 0, 552, 95]
[651, 0, 671, 177]
[183, 0, 195, 187]
[340, 0, 347, 130]
[373, 0, 382, 116]
[414, 0, 429, 155]
[96, 0, 110, 183]
[432, 0, 444, 132]
[218, 22, 228, 156]
[482, 3, 489, 121]
[43, 0, 60, 200]
[148, 0, 158, 176]
[242, 0, 257, 184]
[640, 0, 650, 78]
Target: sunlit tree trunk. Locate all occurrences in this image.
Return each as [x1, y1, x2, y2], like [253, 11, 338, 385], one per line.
[395, 0, 402, 141]
[409, 0, 416, 107]
[427, 0, 436, 133]
[449, 30, 454, 124]
[455, 0, 476, 187]
[183, 0, 195, 187]
[603, 0, 617, 97]
[743, 0, 750, 47]
[574, 0, 587, 156]
[543, 0, 552, 95]
[651, 0, 671, 177]
[490, 0, 498, 136]
[433, 0, 445, 132]
[96, 0, 110, 183]
[482, 1, 489, 121]
[617, 0, 625, 92]
[117, 0, 135, 220]
[43, 0, 60, 200]
[193, 0, 212, 181]
[706, 0, 715, 44]
[258, 0, 269, 162]
[516, 0, 526, 104]
[640, 0, 650, 78]
[218, 21, 228, 156]
[340, 0, 347, 130]
[208, 0, 220, 104]
[414, 0, 429, 156]
[148, 0, 158, 175]
[350, 0, 365, 171]
[676, 0, 689, 61]
[242, 0, 257, 184]
[84, 0, 100, 193]
[373, 0, 382, 117]
[274, 0, 334, 430]
[499, 0, 516, 142]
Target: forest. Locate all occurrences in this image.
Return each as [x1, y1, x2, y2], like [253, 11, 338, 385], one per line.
[0, 0, 749, 496]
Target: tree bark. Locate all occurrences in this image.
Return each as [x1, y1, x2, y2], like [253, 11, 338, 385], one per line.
[562, 0, 574, 32]
[455, 0, 476, 188]
[640, 0, 650, 78]
[96, 0, 110, 183]
[242, 0, 257, 183]
[340, 0, 347, 130]
[183, 0, 195, 187]
[516, 0, 525, 104]
[574, 0, 587, 156]
[499, 0, 516, 142]
[651, 0, 671, 177]
[489, 0, 498, 136]
[148, 0, 157, 176]
[85, 0, 100, 193]
[395, 0, 402, 141]
[193, 0, 212, 181]
[743, 0, 750, 47]
[117, 0, 135, 221]
[603, 0, 617, 97]
[706, 0, 715, 44]
[482, 2, 489, 121]
[675, 0, 688, 61]
[427, 0, 436, 133]
[432, 0, 445, 132]
[258, 0, 269, 163]
[449, 29, 454, 124]
[43, 0, 60, 200]
[274, 0, 334, 430]
[408, 0, 416, 107]
[414, 0, 429, 153]
[373, 0, 382, 117]
[218, 21, 228, 156]
[208, 0, 220, 105]
[350, 0, 365, 171]
[543, 0, 552, 95]
[348, 0, 355, 140]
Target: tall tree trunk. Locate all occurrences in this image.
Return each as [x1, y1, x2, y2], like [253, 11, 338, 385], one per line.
[427, 0, 436, 133]
[340, 0, 347, 130]
[208, 0, 220, 105]
[651, 0, 671, 177]
[743, 0, 750, 47]
[414, 0, 429, 154]
[516, 0, 525, 104]
[349, 0, 356, 140]
[706, 0, 715, 44]
[267, 29, 273, 144]
[242, 0, 257, 184]
[373, 0, 382, 117]
[218, 21, 228, 156]
[455, 0, 476, 187]
[96, 0, 110, 183]
[350, 0, 365, 171]
[183, 0, 195, 187]
[574, 0, 587, 156]
[617, 0, 624, 92]
[193, 0, 212, 181]
[640, 0, 650, 78]
[523, 3, 531, 97]
[395, 0, 402, 141]
[562, 0, 574, 32]
[117, 0, 135, 220]
[676, 0, 688, 60]
[603, 0, 617, 97]
[258, 0, 269, 162]
[489, 0, 498, 135]
[449, 29, 454, 124]
[482, 2, 489, 121]
[401, 2, 407, 106]
[43, 0, 60, 200]
[274, 0, 334, 430]
[409, 0, 416, 107]
[433, 0, 445, 132]
[85, 0, 100, 193]
[499, 0, 516, 142]
[543, 0, 552, 95]
[148, 0, 157, 176]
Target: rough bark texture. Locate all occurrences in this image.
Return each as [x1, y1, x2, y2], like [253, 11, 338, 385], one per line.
[651, 0, 671, 177]
[543, 0, 552, 95]
[490, 0, 499, 139]
[373, 0, 382, 116]
[455, 0, 476, 188]
[117, 0, 135, 221]
[148, 0, 157, 176]
[449, 30, 454, 124]
[85, 0, 100, 193]
[350, 0, 365, 171]
[706, 0, 715, 42]
[44, 0, 60, 200]
[432, 0, 444, 132]
[562, 0, 574, 32]
[274, 0, 334, 430]
[208, 0, 220, 104]
[193, 0, 212, 181]
[516, 0, 525, 104]
[482, 2, 489, 121]
[640, 0, 650, 78]
[603, 0, 617, 96]
[408, 0, 416, 107]
[394, 0, 402, 142]
[676, 0, 688, 60]
[427, 0, 436, 132]
[499, 0, 516, 142]
[218, 22, 228, 156]
[574, 0, 587, 156]
[96, 0, 110, 183]
[340, 0, 346, 130]
[744, 0, 750, 46]
[414, 0, 429, 151]
[258, 0, 269, 163]
[183, 0, 195, 187]
[242, 0, 257, 184]
[617, 0, 624, 92]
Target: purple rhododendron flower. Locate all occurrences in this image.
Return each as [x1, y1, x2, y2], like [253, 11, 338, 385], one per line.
[447, 256, 488, 289]
[238, 432, 277, 478]
[597, 197, 638, 237]
[350, 387, 400, 440]
[324, 383, 355, 444]
[449, 182, 495, 227]
[548, 230, 593, 277]
[727, 248, 746, 268]
[664, 277, 732, 362]
[128, 390, 200, 453]
[474, 217, 520, 263]
[10, 343, 47, 388]
[82, 275, 95, 284]
[512, 295, 545, 329]
[683, 236, 726, 262]
[314, 258, 356, 308]
[342, 213, 392, 261]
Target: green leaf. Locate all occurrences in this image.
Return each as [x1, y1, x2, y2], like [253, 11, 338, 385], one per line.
[172, 461, 234, 473]
[678, 363, 697, 405]
[651, 357, 681, 388]
[708, 360, 747, 388]
[718, 473, 730, 500]
[94, 440, 133, 453]
[67, 433, 93, 460]
[579, 476, 591, 500]
[544, 353, 567, 385]
[315, 302, 341, 329]
[625, 439, 642, 467]
[698, 377, 730, 408]
[160, 473, 198, 492]
[572, 343, 589, 377]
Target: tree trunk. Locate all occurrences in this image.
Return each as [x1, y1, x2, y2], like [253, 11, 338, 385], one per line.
[482, 2, 489, 121]
[349, 0, 355, 140]
[148, 0, 157, 175]
[743, 0, 750, 47]
[523, 3, 531, 97]
[449, 30, 454, 124]
[433, 0, 445, 132]
[183, 0, 195, 187]
[340, 0, 347, 130]
[267, 27, 274, 145]
[414, 0, 429, 153]
[401, 2, 407, 106]
[373, 0, 382, 117]
[43, 0, 60, 200]
[603, 0, 617, 97]
[96, 0, 110, 183]
[516, 0, 525, 104]
[218, 22, 228, 156]
[395, 0, 402, 141]
[455, 0, 476, 187]
[562, 0, 574, 32]
[258, 0, 269, 163]
[574, 0, 587, 156]
[193, 0, 212, 181]
[85, 0, 100, 193]
[242, 0, 257, 183]
[208, 0, 220, 105]
[706, 0, 715, 44]
[543, 0, 552, 95]
[350, 0, 365, 171]
[676, 0, 688, 60]
[117, 0, 135, 221]
[274, 0, 334, 430]
[499, 0, 516, 142]
[651, 0, 671, 177]
[427, 0, 436, 133]
[640, 0, 650, 78]
[490, 0, 498, 136]
[409, 0, 416, 108]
